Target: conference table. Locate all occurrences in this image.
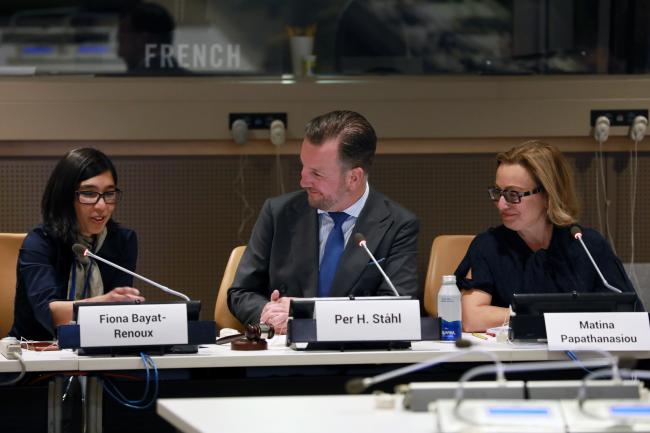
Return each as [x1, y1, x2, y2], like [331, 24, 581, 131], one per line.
[156, 393, 650, 433]
[158, 394, 432, 433]
[2, 334, 649, 433]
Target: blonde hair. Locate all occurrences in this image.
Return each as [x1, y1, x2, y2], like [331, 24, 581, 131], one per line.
[496, 141, 579, 226]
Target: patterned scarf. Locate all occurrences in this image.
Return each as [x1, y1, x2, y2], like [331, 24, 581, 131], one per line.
[67, 228, 107, 300]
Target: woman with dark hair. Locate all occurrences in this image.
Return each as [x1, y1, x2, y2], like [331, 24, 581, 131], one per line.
[9, 148, 144, 340]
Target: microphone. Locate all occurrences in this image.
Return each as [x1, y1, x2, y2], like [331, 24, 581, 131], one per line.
[73, 245, 91, 265]
[570, 226, 622, 293]
[72, 243, 190, 301]
[353, 233, 399, 296]
[345, 338, 502, 394]
[345, 377, 371, 395]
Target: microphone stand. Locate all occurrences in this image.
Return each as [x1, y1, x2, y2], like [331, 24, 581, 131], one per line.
[573, 233, 622, 293]
[354, 233, 400, 296]
[78, 246, 190, 301]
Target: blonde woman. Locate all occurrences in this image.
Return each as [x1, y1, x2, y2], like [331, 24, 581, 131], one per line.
[456, 141, 635, 332]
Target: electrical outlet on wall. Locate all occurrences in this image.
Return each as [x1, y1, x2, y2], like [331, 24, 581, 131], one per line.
[229, 113, 287, 130]
[590, 109, 649, 127]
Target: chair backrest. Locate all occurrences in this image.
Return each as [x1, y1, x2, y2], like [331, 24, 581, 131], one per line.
[0, 233, 27, 337]
[214, 246, 246, 332]
[423, 235, 474, 317]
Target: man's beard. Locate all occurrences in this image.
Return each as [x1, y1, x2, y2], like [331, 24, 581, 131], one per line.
[306, 193, 337, 211]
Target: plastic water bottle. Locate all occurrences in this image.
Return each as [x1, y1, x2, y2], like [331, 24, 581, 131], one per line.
[438, 275, 462, 341]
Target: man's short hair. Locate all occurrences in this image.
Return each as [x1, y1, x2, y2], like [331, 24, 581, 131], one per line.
[304, 110, 376, 173]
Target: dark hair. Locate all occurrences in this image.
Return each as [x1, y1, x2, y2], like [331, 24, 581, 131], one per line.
[42, 148, 118, 245]
[122, 2, 175, 45]
[304, 110, 376, 173]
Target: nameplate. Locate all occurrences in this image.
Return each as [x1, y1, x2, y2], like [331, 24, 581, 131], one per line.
[77, 303, 189, 347]
[314, 299, 421, 342]
[544, 312, 650, 351]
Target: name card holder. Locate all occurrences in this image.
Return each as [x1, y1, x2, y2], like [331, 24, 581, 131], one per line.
[544, 312, 650, 351]
[286, 297, 439, 350]
[58, 301, 216, 355]
[508, 292, 641, 341]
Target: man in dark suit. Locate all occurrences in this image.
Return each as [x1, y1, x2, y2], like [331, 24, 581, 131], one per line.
[228, 110, 419, 333]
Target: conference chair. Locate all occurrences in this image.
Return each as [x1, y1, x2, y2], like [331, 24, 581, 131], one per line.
[423, 235, 474, 317]
[0, 233, 26, 337]
[214, 246, 246, 332]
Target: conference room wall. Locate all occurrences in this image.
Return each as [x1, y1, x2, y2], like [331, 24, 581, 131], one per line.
[0, 75, 649, 142]
[0, 75, 649, 317]
[0, 149, 648, 319]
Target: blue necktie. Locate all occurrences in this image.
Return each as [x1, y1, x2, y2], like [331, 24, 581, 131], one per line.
[318, 212, 349, 297]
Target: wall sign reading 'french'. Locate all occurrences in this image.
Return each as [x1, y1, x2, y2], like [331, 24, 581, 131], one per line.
[544, 312, 650, 351]
[314, 299, 421, 342]
[77, 303, 189, 347]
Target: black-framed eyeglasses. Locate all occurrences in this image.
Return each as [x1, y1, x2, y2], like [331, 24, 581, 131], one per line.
[75, 189, 122, 205]
[487, 186, 543, 204]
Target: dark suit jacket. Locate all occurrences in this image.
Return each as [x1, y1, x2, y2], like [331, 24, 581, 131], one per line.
[227, 188, 420, 325]
[9, 222, 137, 340]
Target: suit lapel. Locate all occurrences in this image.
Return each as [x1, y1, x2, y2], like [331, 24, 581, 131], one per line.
[329, 189, 391, 297]
[288, 196, 319, 297]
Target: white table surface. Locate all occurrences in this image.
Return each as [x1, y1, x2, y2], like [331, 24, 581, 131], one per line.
[75, 333, 650, 371]
[0, 348, 77, 373]
[157, 394, 432, 433]
[3, 334, 649, 373]
[157, 395, 650, 433]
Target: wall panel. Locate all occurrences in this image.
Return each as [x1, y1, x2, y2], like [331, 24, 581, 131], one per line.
[1, 149, 646, 319]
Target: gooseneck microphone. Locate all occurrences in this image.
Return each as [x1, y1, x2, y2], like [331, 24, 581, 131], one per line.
[353, 233, 399, 296]
[72, 243, 190, 301]
[570, 226, 622, 293]
[345, 338, 502, 394]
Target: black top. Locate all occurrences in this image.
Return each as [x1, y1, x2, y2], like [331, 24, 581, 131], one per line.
[454, 225, 636, 308]
[9, 222, 137, 341]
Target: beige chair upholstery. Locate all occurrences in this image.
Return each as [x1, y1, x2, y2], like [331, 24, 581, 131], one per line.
[214, 246, 246, 332]
[423, 235, 474, 317]
[0, 233, 27, 337]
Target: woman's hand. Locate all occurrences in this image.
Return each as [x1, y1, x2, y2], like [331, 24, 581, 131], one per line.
[50, 287, 146, 328]
[461, 289, 509, 332]
[89, 286, 145, 303]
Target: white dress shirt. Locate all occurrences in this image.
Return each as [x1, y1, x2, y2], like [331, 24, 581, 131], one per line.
[317, 182, 370, 265]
